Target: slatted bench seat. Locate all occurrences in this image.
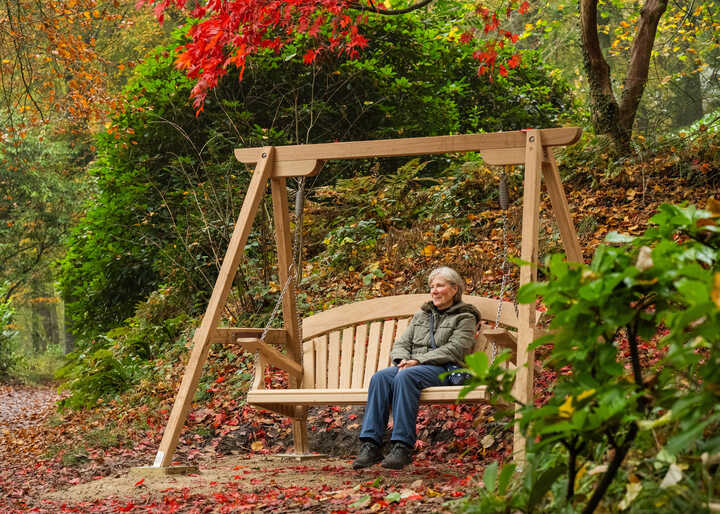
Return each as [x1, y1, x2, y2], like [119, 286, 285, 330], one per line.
[241, 294, 539, 446]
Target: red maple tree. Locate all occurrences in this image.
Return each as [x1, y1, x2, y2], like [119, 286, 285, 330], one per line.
[138, 0, 527, 113]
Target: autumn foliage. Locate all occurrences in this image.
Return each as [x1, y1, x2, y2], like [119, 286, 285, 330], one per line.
[138, 0, 528, 112]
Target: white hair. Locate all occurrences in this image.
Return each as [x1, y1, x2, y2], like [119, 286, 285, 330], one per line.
[427, 266, 464, 303]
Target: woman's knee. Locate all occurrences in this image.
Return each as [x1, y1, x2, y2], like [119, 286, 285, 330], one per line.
[394, 365, 442, 389]
[392, 368, 421, 388]
[370, 366, 397, 386]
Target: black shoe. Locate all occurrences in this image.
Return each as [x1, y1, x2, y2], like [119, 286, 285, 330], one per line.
[352, 441, 383, 469]
[381, 442, 412, 469]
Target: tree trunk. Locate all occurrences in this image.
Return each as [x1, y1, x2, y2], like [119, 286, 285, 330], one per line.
[579, 0, 626, 148]
[671, 67, 704, 128]
[42, 301, 60, 347]
[617, 0, 669, 137]
[31, 310, 45, 353]
[30, 277, 61, 353]
[579, 0, 669, 154]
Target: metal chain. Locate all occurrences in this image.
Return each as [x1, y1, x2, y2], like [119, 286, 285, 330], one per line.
[293, 179, 305, 344]
[491, 169, 514, 363]
[260, 177, 305, 344]
[494, 209, 509, 329]
[488, 210, 509, 362]
[260, 261, 296, 342]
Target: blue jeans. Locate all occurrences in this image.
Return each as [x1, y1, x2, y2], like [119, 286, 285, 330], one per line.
[359, 364, 445, 448]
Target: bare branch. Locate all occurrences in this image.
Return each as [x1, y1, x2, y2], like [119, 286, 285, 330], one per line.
[347, 0, 435, 16]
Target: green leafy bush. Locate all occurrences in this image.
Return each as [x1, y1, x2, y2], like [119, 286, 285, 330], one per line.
[461, 202, 720, 512]
[11, 344, 65, 385]
[56, 286, 193, 409]
[0, 286, 18, 378]
[322, 220, 385, 270]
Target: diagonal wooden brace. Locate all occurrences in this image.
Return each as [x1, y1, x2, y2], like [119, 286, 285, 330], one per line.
[152, 147, 275, 468]
[236, 337, 303, 379]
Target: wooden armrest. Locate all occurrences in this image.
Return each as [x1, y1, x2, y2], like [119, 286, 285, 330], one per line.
[214, 327, 287, 346]
[237, 338, 303, 378]
[482, 328, 517, 349]
[481, 328, 518, 364]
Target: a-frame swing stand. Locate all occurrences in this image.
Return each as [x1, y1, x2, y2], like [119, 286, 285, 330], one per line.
[145, 127, 583, 471]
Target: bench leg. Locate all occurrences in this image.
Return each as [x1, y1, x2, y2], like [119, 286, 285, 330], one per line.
[292, 418, 310, 454]
[272, 410, 328, 461]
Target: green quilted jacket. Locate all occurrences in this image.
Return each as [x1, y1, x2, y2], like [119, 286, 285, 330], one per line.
[390, 300, 482, 366]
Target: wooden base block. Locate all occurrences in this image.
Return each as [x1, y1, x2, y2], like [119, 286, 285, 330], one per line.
[271, 453, 328, 462]
[129, 465, 200, 476]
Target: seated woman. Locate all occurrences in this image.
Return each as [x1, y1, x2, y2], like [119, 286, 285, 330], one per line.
[353, 266, 481, 470]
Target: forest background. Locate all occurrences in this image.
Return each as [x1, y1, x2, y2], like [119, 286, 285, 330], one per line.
[1, 0, 719, 511]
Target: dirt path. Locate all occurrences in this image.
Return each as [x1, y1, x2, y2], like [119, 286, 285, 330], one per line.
[42, 453, 481, 512]
[0, 385, 490, 512]
[0, 384, 58, 432]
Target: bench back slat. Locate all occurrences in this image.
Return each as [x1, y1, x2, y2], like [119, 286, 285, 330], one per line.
[327, 330, 341, 388]
[303, 339, 315, 388]
[378, 319, 396, 371]
[351, 324, 369, 388]
[396, 317, 411, 340]
[316, 335, 328, 388]
[363, 321, 383, 387]
[339, 326, 355, 388]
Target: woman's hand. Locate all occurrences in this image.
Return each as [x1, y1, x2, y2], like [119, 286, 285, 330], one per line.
[397, 359, 419, 369]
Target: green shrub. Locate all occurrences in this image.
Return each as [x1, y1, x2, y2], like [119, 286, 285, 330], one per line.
[322, 220, 385, 270]
[461, 202, 720, 512]
[56, 285, 193, 410]
[12, 344, 65, 384]
[0, 286, 18, 379]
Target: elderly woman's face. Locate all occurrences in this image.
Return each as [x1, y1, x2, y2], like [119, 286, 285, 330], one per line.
[429, 277, 458, 310]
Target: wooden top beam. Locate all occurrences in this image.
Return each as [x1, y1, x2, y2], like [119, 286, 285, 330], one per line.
[234, 127, 581, 169]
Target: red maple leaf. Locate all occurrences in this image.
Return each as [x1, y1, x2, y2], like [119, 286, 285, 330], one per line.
[303, 49, 319, 64]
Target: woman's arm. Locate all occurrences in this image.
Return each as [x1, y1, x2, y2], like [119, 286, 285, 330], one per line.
[389, 314, 419, 364]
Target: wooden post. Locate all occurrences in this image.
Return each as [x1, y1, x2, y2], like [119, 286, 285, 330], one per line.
[270, 177, 310, 455]
[512, 130, 543, 465]
[542, 149, 583, 263]
[151, 149, 275, 468]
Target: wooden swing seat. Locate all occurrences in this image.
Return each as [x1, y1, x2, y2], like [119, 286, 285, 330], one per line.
[239, 294, 538, 417]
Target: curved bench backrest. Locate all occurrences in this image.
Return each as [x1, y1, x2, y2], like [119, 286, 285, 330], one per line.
[302, 294, 521, 340]
[299, 294, 525, 390]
